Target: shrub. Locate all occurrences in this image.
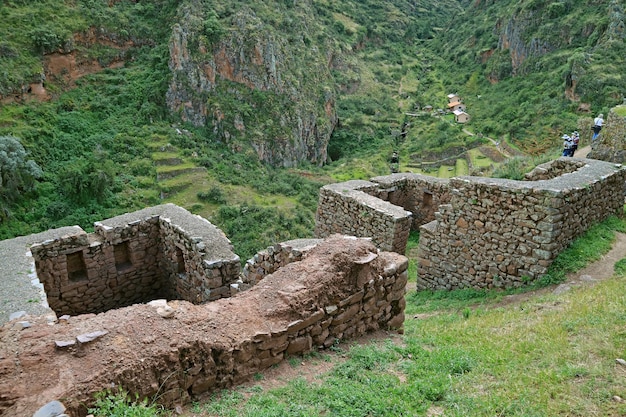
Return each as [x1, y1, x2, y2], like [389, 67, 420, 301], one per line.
[89, 389, 165, 417]
[0, 135, 43, 218]
[197, 186, 227, 204]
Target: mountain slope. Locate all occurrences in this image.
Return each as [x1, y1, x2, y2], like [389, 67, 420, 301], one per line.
[430, 0, 626, 152]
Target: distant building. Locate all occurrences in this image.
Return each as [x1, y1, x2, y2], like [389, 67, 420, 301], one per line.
[453, 110, 470, 123]
[447, 101, 466, 112]
[424, 105, 433, 112]
[447, 93, 460, 104]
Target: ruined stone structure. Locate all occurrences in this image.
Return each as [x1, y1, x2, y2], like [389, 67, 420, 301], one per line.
[418, 158, 625, 289]
[315, 174, 451, 254]
[314, 158, 626, 289]
[1, 235, 407, 416]
[30, 204, 241, 316]
[241, 238, 322, 287]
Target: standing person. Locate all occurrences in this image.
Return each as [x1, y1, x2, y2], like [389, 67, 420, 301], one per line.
[592, 113, 604, 141]
[390, 151, 399, 173]
[562, 134, 573, 157]
[570, 131, 579, 156]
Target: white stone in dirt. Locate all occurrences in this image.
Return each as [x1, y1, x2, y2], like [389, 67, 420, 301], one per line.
[9, 311, 26, 321]
[148, 299, 169, 308]
[55, 340, 76, 348]
[32, 400, 66, 417]
[157, 306, 175, 318]
[76, 330, 108, 344]
[616, 358, 626, 366]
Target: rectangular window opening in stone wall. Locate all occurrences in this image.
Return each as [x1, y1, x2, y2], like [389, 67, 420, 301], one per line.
[175, 246, 187, 276]
[67, 251, 87, 282]
[422, 190, 433, 210]
[114, 241, 133, 271]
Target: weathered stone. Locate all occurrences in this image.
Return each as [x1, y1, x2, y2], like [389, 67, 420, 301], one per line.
[55, 340, 76, 349]
[76, 330, 108, 344]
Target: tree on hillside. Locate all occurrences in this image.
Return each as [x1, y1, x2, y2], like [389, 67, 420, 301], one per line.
[58, 150, 116, 204]
[0, 136, 42, 219]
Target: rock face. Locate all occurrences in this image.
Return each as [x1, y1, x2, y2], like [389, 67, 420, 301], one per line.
[166, 4, 337, 167]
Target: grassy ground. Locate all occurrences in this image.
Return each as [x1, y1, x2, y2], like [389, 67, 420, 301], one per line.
[91, 214, 626, 417]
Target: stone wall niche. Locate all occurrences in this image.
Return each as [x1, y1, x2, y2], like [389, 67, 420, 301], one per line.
[66, 251, 87, 282]
[31, 204, 240, 317]
[113, 241, 132, 271]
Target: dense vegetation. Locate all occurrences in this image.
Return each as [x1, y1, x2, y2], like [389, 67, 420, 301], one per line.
[0, 0, 624, 262]
[433, 0, 626, 152]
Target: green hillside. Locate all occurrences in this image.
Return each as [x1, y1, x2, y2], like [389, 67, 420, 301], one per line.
[0, 0, 624, 261]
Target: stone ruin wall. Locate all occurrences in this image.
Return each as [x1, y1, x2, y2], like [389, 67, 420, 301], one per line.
[4, 235, 407, 417]
[369, 174, 451, 229]
[241, 238, 322, 287]
[417, 158, 626, 290]
[314, 158, 626, 290]
[314, 173, 450, 254]
[31, 204, 241, 316]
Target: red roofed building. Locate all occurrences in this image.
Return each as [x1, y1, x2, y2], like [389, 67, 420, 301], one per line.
[447, 101, 466, 112]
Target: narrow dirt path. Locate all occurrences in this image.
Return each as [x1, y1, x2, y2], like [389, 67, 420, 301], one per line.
[462, 128, 511, 158]
[575, 144, 591, 158]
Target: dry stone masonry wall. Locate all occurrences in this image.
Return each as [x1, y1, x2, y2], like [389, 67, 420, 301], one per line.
[315, 180, 411, 254]
[314, 158, 626, 290]
[3, 235, 407, 416]
[241, 238, 322, 287]
[369, 173, 451, 228]
[418, 158, 626, 289]
[31, 204, 241, 316]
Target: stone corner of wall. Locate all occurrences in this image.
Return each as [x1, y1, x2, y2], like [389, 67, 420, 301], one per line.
[30, 228, 90, 257]
[419, 220, 438, 234]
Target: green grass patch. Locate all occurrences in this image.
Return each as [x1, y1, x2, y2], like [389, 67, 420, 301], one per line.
[437, 165, 455, 178]
[455, 158, 469, 175]
[613, 105, 626, 117]
[89, 389, 167, 417]
[535, 214, 626, 286]
[180, 270, 626, 416]
[468, 148, 495, 169]
[406, 230, 420, 283]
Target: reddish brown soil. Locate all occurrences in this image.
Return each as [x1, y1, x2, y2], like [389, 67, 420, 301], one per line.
[0, 236, 406, 417]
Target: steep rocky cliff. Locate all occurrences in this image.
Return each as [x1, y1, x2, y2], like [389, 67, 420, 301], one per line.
[166, 3, 337, 167]
[464, 0, 625, 103]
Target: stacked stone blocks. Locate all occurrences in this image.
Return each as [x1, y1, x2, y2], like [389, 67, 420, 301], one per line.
[314, 158, 626, 291]
[31, 204, 240, 316]
[417, 158, 626, 289]
[241, 238, 322, 287]
[315, 179, 414, 254]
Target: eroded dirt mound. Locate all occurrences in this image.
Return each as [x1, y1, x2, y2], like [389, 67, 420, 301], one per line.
[0, 235, 405, 417]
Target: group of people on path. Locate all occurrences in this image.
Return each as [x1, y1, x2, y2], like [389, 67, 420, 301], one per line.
[562, 113, 604, 157]
[562, 130, 580, 157]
